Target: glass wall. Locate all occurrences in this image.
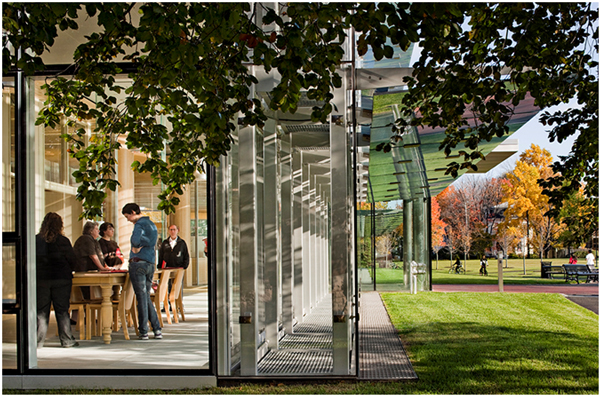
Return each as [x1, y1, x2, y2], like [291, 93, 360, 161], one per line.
[215, 72, 355, 376]
[1, 75, 211, 372]
[2, 79, 15, 233]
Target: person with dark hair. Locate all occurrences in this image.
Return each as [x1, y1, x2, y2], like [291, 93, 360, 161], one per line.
[36, 212, 79, 348]
[99, 222, 123, 268]
[122, 202, 162, 340]
[569, 253, 578, 264]
[586, 249, 596, 266]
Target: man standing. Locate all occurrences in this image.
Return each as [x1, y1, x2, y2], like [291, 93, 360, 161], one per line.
[158, 224, 190, 312]
[122, 203, 162, 340]
[158, 225, 190, 270]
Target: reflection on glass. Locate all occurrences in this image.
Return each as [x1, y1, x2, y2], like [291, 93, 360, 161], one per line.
[2, 79, 16, 232]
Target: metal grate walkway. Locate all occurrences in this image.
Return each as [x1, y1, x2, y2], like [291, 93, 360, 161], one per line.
[257, 292, 417, 380]
[359, 292, 418, 380]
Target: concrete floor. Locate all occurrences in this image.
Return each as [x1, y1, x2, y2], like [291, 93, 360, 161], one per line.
[34, 286, 210, 370]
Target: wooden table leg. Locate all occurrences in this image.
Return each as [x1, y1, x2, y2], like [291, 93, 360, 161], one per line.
[101, 285, 113, 344]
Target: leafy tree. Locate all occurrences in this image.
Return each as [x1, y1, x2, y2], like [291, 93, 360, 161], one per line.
[437, 184, 481, 267]
[3, 3, 597, 220]
[501, 145, 564, 259]
[431, 196, 447, 269]
[392, 3, 598, 229]
[557, 187, 598, 251]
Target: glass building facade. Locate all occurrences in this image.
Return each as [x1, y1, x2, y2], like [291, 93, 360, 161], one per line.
[3, 4, 539, 389]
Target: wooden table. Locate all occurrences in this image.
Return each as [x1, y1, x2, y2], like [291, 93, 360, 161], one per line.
[72, 271, 127, 344]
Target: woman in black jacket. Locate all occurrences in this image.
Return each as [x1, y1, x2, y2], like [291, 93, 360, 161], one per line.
[36, 212, 79, 348]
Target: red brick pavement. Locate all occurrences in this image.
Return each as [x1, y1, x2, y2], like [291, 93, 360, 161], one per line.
[432, 283, 599, 295]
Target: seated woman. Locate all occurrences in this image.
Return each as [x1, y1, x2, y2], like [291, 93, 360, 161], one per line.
[99, 222, 124, 268]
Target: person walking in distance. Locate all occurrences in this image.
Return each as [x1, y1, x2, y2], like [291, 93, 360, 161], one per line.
[122, 203, 162, 340]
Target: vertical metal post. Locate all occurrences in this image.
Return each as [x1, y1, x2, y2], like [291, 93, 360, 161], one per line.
[263, 118, 279, 349]
[215, 156, 231, 375]
[292, 149, 304, 325]
[238, 117, 259, 375]
[331, 83, 350, 375]
[403, 200, 414, 287]
[302, 157, 311, 317]
[281, 132, 294, 334]
[371, 203, 376, 290]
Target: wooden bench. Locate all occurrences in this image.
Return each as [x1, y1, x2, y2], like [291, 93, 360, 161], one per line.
[563, 264, 599, 284]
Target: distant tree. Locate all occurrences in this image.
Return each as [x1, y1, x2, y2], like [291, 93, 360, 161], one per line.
[437, 184, 480, 268]
[501, 145, 564, 259]
[557, 187, 598, 252]
[431, 197, 447, 269]
[376, 234, 394, 268]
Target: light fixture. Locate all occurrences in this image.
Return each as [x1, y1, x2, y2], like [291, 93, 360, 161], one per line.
[427, 178, 438, 181]
[397, 159, 412, 164]
[402, 143, 421, 148]
[393, 171, 406, 175]
[389, 181, 401, 185]
[434, 168, 447, 172]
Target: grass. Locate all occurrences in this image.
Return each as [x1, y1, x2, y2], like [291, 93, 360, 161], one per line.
[379, 292, 599, 394]
[9, 293, 597, 395]
[365, 258, 578, 285]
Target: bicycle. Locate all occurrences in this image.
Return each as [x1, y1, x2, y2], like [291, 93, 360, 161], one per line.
[449, 264, 465, 274]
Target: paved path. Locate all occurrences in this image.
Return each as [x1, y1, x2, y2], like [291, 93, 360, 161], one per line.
[432, 283, 598, 295]
[359, 292, 417, 380]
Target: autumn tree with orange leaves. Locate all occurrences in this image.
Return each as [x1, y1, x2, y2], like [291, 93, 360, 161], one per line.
[431, 197, 447, 269]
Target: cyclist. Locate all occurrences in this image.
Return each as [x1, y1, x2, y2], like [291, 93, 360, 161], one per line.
[450, 258, 463, 274]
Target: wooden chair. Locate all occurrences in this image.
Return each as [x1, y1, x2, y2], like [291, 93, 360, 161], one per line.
[168, 268, 186, 324]
[86, 274, 139, 340]
[68, 287, 89, 340]
[151, 269, 173, 327]
[117, 273, 138, 339]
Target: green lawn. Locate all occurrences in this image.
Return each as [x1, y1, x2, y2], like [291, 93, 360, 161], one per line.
[365, 258, 579, 285]
[379, 292, 599, 394]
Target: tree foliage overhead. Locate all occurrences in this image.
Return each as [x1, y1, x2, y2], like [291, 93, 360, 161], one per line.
[3, 2, 598, 220]
[392, 2, 598, 224]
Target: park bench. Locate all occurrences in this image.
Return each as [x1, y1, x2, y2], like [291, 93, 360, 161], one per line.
[562, 264, 599, 284]
[541, 261, 565, 279]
